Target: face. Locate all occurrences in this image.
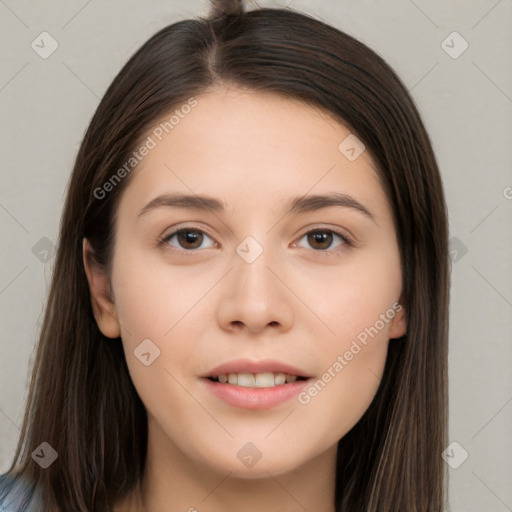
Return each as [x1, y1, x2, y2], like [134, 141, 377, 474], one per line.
[84, 87, 406, 479]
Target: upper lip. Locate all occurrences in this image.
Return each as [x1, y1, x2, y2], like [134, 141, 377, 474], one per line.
[202, 358, 313, 378]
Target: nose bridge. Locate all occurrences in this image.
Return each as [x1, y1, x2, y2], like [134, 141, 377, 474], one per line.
[216, 232, 294, 333]
[233, 234, 278, 295]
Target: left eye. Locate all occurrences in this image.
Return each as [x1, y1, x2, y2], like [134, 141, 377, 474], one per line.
[296, 229, 349, 251]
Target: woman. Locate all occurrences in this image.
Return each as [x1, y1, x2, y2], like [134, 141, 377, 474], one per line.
[0, 0, 450, 510]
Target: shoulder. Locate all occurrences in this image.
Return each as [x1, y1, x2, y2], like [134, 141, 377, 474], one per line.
[0, 473, 40, 512]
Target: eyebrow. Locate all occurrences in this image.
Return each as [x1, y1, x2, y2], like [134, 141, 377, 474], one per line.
[137, 192, 377, 224]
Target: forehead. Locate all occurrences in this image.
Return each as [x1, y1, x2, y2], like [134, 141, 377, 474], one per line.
[116, 87, 391, 223]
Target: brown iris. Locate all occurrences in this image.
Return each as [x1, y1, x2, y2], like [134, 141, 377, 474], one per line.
[307, 231, 333, 250]
[176, 229, 204, 249]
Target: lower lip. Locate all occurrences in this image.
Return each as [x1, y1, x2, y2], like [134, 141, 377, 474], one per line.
[202, 378, 311, 410]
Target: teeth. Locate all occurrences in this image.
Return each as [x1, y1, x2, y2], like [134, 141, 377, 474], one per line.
[237, 373, 256, 387]
[274, 373, 286, 385]
[255, 372, 275, 387]
[211, 372, 301, 387]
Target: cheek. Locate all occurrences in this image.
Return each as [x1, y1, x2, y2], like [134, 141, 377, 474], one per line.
[110, 246, 224, 383]
[305, 245, 402, 343]
[290, 246, 399, 435]
[294, 341, 388, 450]
[111, 248, 219, 344]
[110, 252, 214, 411]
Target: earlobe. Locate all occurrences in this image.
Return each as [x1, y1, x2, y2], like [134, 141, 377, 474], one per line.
[388, 302, 407, 339]
[82, 238, 121, 339]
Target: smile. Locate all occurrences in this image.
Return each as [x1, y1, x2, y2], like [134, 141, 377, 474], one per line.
[207, 372, 307, 388]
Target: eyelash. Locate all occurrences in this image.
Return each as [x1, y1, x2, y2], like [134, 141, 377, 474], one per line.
[157, 226, 353, 256]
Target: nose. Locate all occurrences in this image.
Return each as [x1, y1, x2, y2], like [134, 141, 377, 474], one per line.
[216, 243, 295, 335]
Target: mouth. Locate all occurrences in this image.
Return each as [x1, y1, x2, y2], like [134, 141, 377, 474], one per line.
[201, 359, 313, 410]
[206, 372, 309, 388]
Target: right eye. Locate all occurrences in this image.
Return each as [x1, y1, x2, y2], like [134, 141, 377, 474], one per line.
[159, 228, 217, 251]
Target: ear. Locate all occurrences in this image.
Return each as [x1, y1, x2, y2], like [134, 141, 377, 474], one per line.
[82, 238, 121, 339]
[388, 301, 407, 339]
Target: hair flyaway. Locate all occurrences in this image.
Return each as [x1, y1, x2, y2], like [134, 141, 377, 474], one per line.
[0, 0, 449, 511]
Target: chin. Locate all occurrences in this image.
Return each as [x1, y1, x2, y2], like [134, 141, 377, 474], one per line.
[222, 461, 298, 480]
[198, 446, 307, 479]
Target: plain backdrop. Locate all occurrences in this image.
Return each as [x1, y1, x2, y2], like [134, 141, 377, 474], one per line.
[0, 1, 511, 510]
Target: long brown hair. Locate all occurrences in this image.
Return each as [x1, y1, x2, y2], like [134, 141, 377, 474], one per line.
[0, 1, 449, 510]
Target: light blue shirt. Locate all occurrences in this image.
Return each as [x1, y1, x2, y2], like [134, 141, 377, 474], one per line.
[0, 473, 42, 512]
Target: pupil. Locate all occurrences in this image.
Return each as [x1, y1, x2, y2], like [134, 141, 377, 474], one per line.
[309, 231, 332, 250]
[178, 229, 202, 248]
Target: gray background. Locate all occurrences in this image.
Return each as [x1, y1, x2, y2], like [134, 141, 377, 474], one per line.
[0, 1, 511, 510]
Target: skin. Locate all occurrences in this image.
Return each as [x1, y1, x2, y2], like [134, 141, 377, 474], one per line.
[83, 87, 407, 512]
